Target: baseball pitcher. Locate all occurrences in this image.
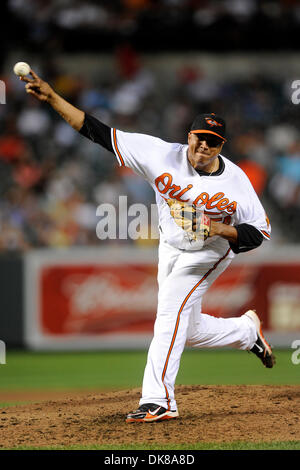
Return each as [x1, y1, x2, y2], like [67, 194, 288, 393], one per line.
[20, 70, 275, 423]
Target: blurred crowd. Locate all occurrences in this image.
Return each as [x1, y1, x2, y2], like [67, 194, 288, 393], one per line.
[5, 0, 300, 53]
[9, 0, 300, 30]
[1, 44, 300, 252]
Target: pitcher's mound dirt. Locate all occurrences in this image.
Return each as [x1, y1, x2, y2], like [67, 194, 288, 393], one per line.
[0, 385, 299, 448]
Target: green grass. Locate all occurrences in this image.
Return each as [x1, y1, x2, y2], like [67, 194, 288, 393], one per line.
[0, 349, 298, 395]
[4, 441, 300, 450]
[0, 401, 32, 407]
[0, 349, 298, 394]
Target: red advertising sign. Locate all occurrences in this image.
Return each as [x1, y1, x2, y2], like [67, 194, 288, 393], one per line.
[40, 264, 158, 336]
[40, 262, 300, 337]
[203, 263, 300, 331]
[24, 248, 300, 349]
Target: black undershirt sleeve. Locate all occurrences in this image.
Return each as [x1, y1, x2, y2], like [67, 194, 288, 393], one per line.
[79, 113, 113, 153]
[229, 223, 264, 254]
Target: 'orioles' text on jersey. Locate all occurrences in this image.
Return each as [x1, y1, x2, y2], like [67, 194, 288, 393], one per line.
[111, 129, 271, 251]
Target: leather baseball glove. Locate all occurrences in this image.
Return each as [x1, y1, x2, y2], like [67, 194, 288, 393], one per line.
[167, 198, 211, 242]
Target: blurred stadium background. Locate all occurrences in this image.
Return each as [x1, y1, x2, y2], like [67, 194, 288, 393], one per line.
[0, 0, 300, 378]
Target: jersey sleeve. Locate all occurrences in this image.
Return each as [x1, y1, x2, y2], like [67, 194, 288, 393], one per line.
[111, 128, 172, 179]
[234, 173, 271, 241]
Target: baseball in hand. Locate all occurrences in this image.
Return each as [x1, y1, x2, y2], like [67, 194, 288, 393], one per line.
[13, 62, 31, 77]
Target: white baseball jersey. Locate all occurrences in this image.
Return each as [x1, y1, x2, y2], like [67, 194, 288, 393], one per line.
[111, 128, 271, 251]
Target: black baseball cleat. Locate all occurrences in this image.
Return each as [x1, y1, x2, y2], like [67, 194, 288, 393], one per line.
[126, 403, 179, 423]
[244, 310, 276, 368]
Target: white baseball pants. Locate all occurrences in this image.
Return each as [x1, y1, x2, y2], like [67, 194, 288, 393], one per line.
[139, 238, 257, 411]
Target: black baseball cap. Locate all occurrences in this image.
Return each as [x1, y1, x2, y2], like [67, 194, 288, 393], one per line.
[190, 113, 227, 142]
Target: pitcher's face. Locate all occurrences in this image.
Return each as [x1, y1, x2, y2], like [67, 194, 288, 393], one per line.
[187, 132, 224, 172]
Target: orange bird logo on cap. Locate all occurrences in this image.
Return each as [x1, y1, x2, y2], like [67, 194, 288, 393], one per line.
[205, 117, 222, 127]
